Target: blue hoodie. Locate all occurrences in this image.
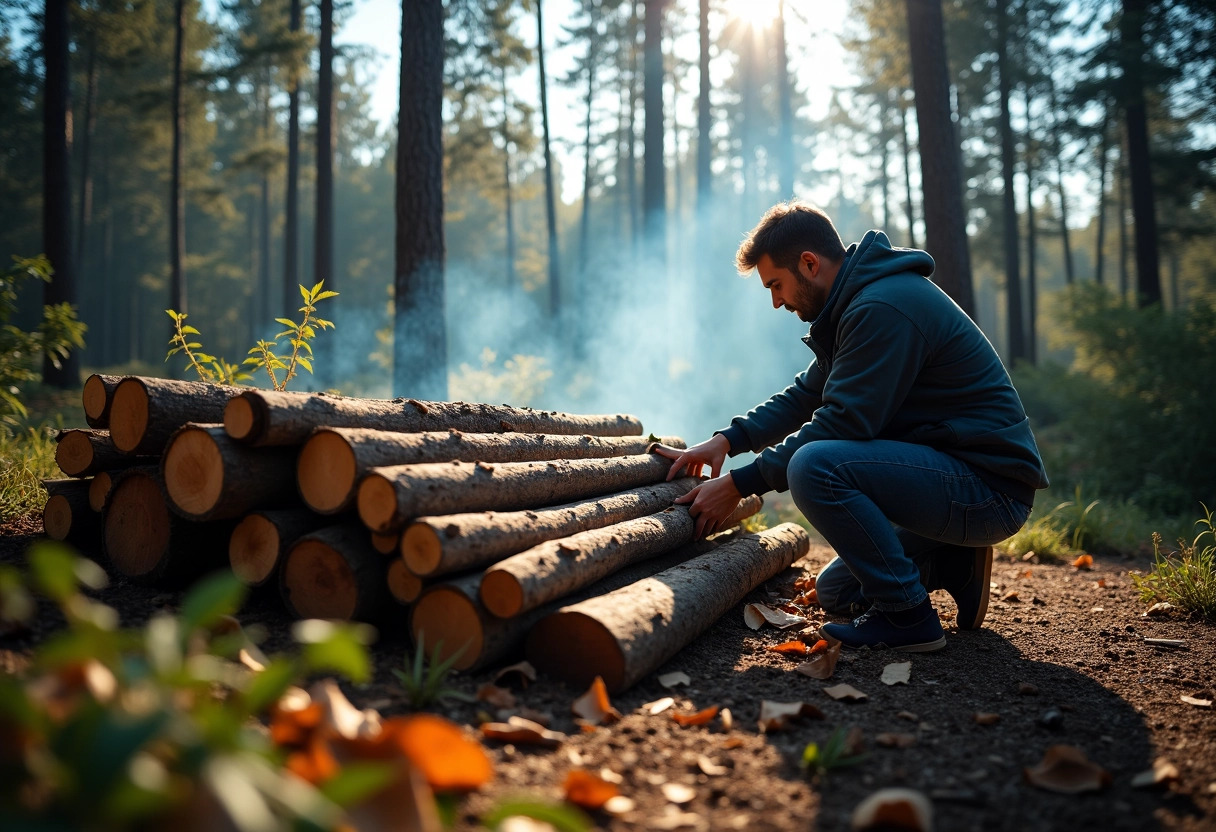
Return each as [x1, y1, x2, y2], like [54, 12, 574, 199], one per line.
[719, 230, 1049, 505]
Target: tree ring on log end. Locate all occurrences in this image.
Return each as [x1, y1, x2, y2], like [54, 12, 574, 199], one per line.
[105, 474, 170, 577]
[356, 474, 398, 532]
[229, 513, 280, 586]
[42, 494, 73, 540]
[55, 431, 96, 476]
[526, 611, 625, 692]
[370, 531, 399, 555]
[223, 395, 259, 441]
[400, 523, 442, 575]
[164, 427, 224, 516]
[298, 430, 357, 513]
[109, 379, 150, 453]
[479, 570, 524, 619]
[282, 539, 358, 620]
[82, 374, 110, 422]
[411, 588, 483, 670]
[387, 558, 422, 604]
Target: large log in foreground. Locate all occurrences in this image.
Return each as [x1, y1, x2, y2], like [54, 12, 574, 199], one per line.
[109, 377, 243, 455]
[280, 524, 389, 621]
[229, 508, 329, 587]
[402, 478, 700, 578]
[162, 424, 297, 521]
[82, 373, 123, 428]
[298, 427, 684, 514]
[225, 388, 644, 447]
[42, 478, 98, 543]
[55, 429, 154, 477]
[526, 523, 810, 693]
[358, 453, 673, 533]
[480, 495, 765, 619]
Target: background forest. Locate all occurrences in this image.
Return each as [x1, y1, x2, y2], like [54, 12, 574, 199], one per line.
[2, 0, 1215, 531]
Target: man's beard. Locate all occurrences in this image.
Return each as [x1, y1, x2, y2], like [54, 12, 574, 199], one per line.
[786, 274, 828, 323]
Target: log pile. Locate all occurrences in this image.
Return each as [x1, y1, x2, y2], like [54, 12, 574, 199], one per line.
[41, 373, 811, 692]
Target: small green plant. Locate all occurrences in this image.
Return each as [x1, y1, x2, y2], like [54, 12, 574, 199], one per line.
[1131, 506, 1216, 621]
[0, 427, 59, 522]
[1049, 485, 1102, 551]
[166, 309, 251, 385]
[801, 726, 866, 778]
[392, 632, 474, 709]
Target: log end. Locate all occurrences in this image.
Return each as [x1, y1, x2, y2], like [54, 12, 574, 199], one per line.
[42, 494, 73, 540]
[104, 473, 170, 578]
[281, 538, 358, 620]
[88, 471, 112, 512]
[109, 379, 150, 453]
[525, 610, 626, 693]
[229, 513, 281, 586]
[163, 426, 224, 518]
[411, 587, 484, 671]
[82, 373, 111, 424]
[479, 569, 524, 619]
[387, 558, 422, 604]
[356, 474, 399, 533]
[298, 430, 358, 513]
[370, 530, 399, 555]
[54, 430, 96, 477]
[223, 394, 260, 442]
[400, 522, 442, 576]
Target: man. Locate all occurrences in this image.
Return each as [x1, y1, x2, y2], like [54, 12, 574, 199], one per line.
[655, 202, 1048, 652]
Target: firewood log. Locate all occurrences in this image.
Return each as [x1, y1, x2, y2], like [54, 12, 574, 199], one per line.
[109, 376, 243, 455]
[479, 496, 764, 619]
[225, 388, 644, 447]
[229, 508, 329, 587]
[88, 470, 112, 512]
[370, 530, 399, 554]
[402, 478, 700, 579]
[357, 452, 672, 533]
[42, 478, 98, 544]
[161, 424, 297, 521]
[55, 429, 155, 477]
[525, 523, 810, 693]
[82, 373, 123, 429]
[279, 524, 389, 621]
[297, 427, 684, 514]
[387, 558, 423, 605]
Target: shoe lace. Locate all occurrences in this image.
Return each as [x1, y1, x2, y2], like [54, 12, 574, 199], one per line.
[851, 608, 877, 627]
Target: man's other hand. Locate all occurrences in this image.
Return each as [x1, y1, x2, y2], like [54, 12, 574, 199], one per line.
[651, 433, 731, 481]
[674, 474, 743, 538]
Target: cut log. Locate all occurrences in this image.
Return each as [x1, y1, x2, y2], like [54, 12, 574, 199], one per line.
[402, 478, 700, 578]
[480, 495, 764, 619]
[109, 376, 243, 455]
[88, 470, 112, 512]
[370, 530, 399, 554]
[387, 558, 423, 605]
[162, 424, 297, 521]
[525, 523, 811, 693]
[358, 453, 672, 533]
[82, 373, 123, 428]
[410, 535, 732, 673]
[280, 524, 389, 621]
[224, 388, 643, 447]
[42, 478, 98, 544]
[229, 508, 329, 587]
[103, 470, 235, 586]
[298, 427, 684, 514]
[55, 429, 155, 477]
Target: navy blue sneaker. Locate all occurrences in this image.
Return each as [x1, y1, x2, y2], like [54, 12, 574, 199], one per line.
[925, 545, 993, 630]
[819, 598, 946, 652]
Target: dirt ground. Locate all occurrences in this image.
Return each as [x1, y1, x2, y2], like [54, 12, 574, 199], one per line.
[2, 513, 1214, 832]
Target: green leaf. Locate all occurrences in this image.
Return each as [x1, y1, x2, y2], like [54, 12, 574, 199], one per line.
[274, 318, 296, 328]
[242, 657, 299, 714]
[482, 801, 591, 832]
[296, 356, 313, 374]
[181, 325, 200, 335]
[299, 284, 310, 302]
[310, 280, 325, 296]
[274, 329, 295, 340]
[179, 571, 247, 637]
[318, 762, 398, 807]
[242, 357, 262, 366]
[29, 540, 82, 602]
[297, 339, 314, 355]
[293, 620, 374, 683]
[313, 290, 339, 301]
[166, 309, 178, 319]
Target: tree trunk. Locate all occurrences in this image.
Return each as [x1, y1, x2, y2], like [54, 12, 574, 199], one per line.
[224, 388, 643, 447]
[82, 373, 124, 428]
[626, 1, 640, 253]
[109, 376, 244, 454]
[480, 496, 763, 618]
[1118, 147, 1129, 301]
[284, 0, 301, 317]
[259, 78, 272, 331]
[162, 424, 298, 521]
[899, 98, 917, 249]
[316, 0, 335, 293]
[1046, 71, 1073, 285]
[402, 478, 698, 578]
[1119, 0, 1161, 307]
[55, 429, 154, 477]
[75, 32, 97, 274]
[1024, 101, 1038, 367]
[904, 0, 974, 316]
[695, 0, 710, 212]
[357, 453, 673, 533]
[1094, 108, 1110, 286]
[395, 0, 448, 400]
[229, 508, 329, 587]
[298, 427, 684, 515]
[499, 64, 517, 290]
[775, 0, 795, 198]
[642, 0, 666, 262]
[169, 0, 187, 320]
[526, 524, 810, 692]
[280, 523, 389, 621]
[996, 0, 1023, 363]
[42, 478, 97, 543]
[536, 0, 561, 317]
[578, 30, 597, 278]
[41, 0, 80, 388]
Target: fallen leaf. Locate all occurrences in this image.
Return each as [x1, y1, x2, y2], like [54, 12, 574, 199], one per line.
[1144, 601, 1175, 617]
[309, 679, 380, 741]
[572, 676, 621, 725]
[393, 714, 494, 791]
[658, 671, 691, 688]
[1021, 569, 1033, 579]
[1131, 758, 1180, 789]
[1181, 693, 1213, 708]
[776, 602, 803, 616]
[794, 575, 817, 592]
[875, 732, 917, 749]
[795, 640, 842, 680]
[480, 716, 567, 748]
[743, 603, 807, 630]
[850, 788, 932, 832]
[1023, 745, 1111, 794]
[644, 696, 675, 715]
[661, 783, 696, 804]
[768, 640, 809, 656]
[564, 770, 619, 809]
[1072, 554, 1094, 570]
[477, 683, 516, 709]
[722, 736, 745, 749]
[1096, 578, 1107, 588]
[880, 662, 911, 686]
[697, 756, 728, 776]
[758, 700, 825, 732]
[672, 705, 719, 727]
[493, 661, 537, 689]
[973, 712, 1001, 726]
[842, 726, 865, 756]
[808, 638, 830, 654]
[823, 684, 868, 703]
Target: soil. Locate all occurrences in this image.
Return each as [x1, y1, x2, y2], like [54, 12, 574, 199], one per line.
[2, 513, 1214, 832]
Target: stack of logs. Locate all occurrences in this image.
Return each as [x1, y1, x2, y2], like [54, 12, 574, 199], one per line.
[43, 374, 810, 692]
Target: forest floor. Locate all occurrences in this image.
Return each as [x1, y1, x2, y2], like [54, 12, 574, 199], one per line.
[2, 512, 1214, 832]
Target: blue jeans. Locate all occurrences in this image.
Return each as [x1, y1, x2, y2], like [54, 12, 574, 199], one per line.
[787, 440, 1032, 614]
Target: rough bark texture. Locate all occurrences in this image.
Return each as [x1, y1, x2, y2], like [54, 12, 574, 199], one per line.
[358, 453, 672, 533]
[162, 424, 298, 521]
[42, 478, 96, 542]
[402, 478, 700, 578]
[298, 427, 683, 514]
[280, 524, 388, 622]
[225, 388, 643, 447]
[83, 373, 123, 428]
[480, 495, 764, 618]
[109, 377, 244, 455]
[526, 523, 810, 692]
[229, 508, 329, 587]
[55, 429, 153, 478]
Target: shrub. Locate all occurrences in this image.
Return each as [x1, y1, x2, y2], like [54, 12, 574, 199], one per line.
[1132, 507, 1216, 621]
[0, 427, 58, 523]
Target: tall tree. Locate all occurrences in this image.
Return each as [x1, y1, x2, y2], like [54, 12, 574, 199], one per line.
[395, 0, 447, 399]
[695, 0, 710, 211]
[642, 0, 666, 259]
[775, 0, 795, 198]
[169, 0, 187, 321]
[316, 0, 334, 300]
[536, 0, 561, 317]
[284, 0, 302, 316]
[995, 0, 1024, 362]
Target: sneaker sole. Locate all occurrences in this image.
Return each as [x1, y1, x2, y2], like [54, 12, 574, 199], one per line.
[818, 631, 948, 653]
[958, 546, 994, 630]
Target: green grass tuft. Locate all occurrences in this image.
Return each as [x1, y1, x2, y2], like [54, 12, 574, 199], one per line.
[0, 428, 60, 523]
[1131, 507, 1216, 622]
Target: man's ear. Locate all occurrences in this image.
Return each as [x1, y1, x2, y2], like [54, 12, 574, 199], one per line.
[800, 250, 820, 278]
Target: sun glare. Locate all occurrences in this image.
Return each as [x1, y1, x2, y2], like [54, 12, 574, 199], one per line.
[725, 0, 781, 29]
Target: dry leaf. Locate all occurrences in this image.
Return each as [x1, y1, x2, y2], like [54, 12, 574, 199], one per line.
[722, 736, 745, 749]
[808, 639, 830, 654]
[743, 603, 807, 630]
[392, 714, 494, 791]
[658, 671, 691, 688]
[823, 684, 868, 703]
[563, 770, 619, 809]
[850, 788, 932, 832]
[661, 783, 696, 804]
[477, 683, 516, 710]
[1144, 601, 1175, 617]
[1021, 569, 1033, 579]
[795, 640, 842, 680]
[875, 732, 917, 749]
[480, 716, 567, 748]
[572, 676, 621, 725]
[309, 679, 380, 741]
[493, 661, 537, 689]
[880, 662, 911, 686]
[644, 696, 676, 715]
[973, 712, 1001, 726]
[1131, 758, 1180, 789]
[1096, 578, 1107, 588]
[1001, 589, 1020, 602]
[757, 700, 825, 733]
[672, 705, 719, 727]
[767, 640, 809, 656]
[794, 575, 816, 591]
[1023, 745, 1111, 794]
[1072, 554, 1094, 570]
[1181, 693, 1213, 708]
[719, 708, 733, 731]
[697, 756, 728, 776]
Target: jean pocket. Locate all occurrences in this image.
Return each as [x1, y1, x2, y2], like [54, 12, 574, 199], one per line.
[939, 496, 1000, 545]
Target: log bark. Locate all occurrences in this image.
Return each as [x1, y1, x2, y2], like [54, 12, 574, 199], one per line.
[55, 429, 155, 477]
[82, 373, 123, 428]
[103, 470, 236, 586]
[162, 424, 297, 521]
[229, 508, 329, 587]
[402, 478, 699, 578]
[224, 388, 643, 447]
[280, 523, 389, 621]
[387, 557, 423, 605]
[480, 496, 764, 618]
[358, 453, 673, 533]
[42, 478, 98, 544]
[109, 376, 244, 455]
[525, 523, 810, 692]
[298, 427, 684, 514]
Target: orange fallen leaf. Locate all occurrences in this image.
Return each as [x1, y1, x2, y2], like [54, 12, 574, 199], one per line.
[1023, 745, 1111, 794]
[285, 735, 340, 785]
[269, 699, 324, 748]
[807, 639, 830, 655]
[476, 683, 516, 709]
[672, 705, 719, 727]
[1021, 569, 1033, 579]
[794, 575, 816, 592]
[1072, 554, 1094, 570]
[757, 700, 825, 732]
[767, 640, 809, 656]
[722, 736, 745, 749]
[973, 712, 1001, 726]
[1096, 578, 1107, 588]
[480, 716, 566, 748]
[851, 788, 932, 832]
[1001, 589, 1020, 602]
[392, 714, 493, 791]
[572, 676, 621, 725]
[795, 640, 842, 680]
[563, 769, 619, 809]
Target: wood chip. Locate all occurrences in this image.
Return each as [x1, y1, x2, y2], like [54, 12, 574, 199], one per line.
[881, 662, 911, 686]
[1145, 638, 1186, 648]
[1181, 694, 1213, 708]
[743, 603, 807, 630]
[823, 683, 868, 702]
[481, 716, 566, 748]
[973, 712, 1001, 726]
[661, 783, 696, 804]
[644, 696, 675, 715]
[697, 756, 728, 776]
[1144, 601, 1175, 617]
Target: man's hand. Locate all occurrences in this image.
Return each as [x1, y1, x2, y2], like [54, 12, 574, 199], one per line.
[651, 433, 731, 481]
[674, 474, 743, 538]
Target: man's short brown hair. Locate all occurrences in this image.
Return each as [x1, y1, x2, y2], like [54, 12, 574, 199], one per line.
[735, 201, 847, 274]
